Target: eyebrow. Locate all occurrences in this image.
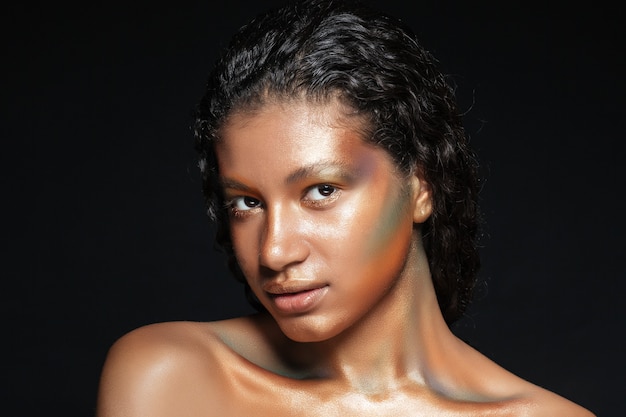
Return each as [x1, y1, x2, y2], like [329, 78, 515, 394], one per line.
[219, 178, 253, 192]
[219, 160, 358, 191]
[284, 161, 357, 185]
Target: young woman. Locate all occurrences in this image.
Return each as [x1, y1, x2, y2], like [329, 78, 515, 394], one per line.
[96, 1, 594, 415]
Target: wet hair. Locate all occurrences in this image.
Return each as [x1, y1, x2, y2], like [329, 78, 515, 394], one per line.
[194, 0, 481, 325]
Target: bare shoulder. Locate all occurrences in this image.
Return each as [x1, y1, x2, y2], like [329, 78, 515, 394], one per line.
[96, 320, 240, 417]
[491, 357, 595, 416]
[453, 339, 595, 416]
[517, 383, 595, 417]
[483, 357, 594, 416]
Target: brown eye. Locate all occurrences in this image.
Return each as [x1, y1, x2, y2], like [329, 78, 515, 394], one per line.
[305, 184, 337, 201]
[232, 196, 262, 211]
[243, 196, 261, 207]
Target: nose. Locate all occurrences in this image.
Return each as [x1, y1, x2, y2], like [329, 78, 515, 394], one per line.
[259, 204, 309, 272]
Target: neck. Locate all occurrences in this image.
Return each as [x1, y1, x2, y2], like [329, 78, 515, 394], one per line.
[279, 237, 461, 395]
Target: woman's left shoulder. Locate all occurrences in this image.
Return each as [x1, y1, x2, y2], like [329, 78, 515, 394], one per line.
[457, 340, 595, 416]
[517, 385, 595, 417]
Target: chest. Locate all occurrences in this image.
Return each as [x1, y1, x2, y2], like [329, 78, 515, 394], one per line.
[211, 374, 523, 417]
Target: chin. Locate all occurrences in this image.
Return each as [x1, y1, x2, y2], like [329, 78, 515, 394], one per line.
[275, 315, 345, 343]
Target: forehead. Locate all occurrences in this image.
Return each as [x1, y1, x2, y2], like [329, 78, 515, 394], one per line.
[215, 100, 380, 175]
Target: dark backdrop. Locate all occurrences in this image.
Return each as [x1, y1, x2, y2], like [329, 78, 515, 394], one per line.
[3, 1, 624, 416]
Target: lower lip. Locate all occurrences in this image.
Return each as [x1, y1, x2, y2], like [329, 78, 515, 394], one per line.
[270, 286, 329, 314]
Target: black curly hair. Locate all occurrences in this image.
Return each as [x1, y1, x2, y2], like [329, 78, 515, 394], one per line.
[194, 0, 481, 325]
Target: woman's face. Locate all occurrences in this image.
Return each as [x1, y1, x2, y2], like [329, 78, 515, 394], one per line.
[215, 100, 431, 342]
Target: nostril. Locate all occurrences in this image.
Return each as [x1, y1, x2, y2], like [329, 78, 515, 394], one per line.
[258, 205, 310, 271]
[259, 232, 309, 272]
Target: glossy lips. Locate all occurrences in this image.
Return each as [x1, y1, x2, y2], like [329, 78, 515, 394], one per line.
[266, 284, 329, 314]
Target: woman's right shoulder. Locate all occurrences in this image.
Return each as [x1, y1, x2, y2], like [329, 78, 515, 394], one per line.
[96, 319, 250, 417]
[102, 321, 224, 368]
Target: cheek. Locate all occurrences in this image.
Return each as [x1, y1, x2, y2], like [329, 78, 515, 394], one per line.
[349, 185, 415, 297]
[229, 223, 261, 278]
[314, 184, 413, 270]
[364, 184, 413, 259]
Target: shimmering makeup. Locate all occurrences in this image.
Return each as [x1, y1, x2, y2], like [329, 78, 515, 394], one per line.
[215, 100, 425, 344]
[220, 161, 362, 217]
[284, 162, 360, 186]
[363, 175, 414, 259]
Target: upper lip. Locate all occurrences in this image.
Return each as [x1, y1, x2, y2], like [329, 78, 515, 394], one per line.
[263, 281, 328, 295]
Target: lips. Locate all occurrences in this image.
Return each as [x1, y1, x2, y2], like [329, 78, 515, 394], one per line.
[264, 283, 329, 314]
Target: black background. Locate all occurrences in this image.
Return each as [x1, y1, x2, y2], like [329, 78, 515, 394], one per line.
[3, 1, 624, 416]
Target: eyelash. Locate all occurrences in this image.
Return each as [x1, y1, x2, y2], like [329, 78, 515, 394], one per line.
[302, 184, 340, 207]
[226, 196, 262, 219]
[226, 184, 340, 218]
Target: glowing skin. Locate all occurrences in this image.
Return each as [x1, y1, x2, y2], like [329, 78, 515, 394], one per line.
[95, 99, 596, 417]
[216, 100, 430, 343]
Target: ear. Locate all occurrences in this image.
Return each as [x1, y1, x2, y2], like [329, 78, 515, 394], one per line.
[409, 173, 432, 224]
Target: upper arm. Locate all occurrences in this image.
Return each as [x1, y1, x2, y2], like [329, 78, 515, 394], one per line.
[96, 323, 224, 417]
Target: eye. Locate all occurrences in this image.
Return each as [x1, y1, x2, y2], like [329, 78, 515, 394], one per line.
[304, 184, 338, 201]
[230, 196, 262, 211]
